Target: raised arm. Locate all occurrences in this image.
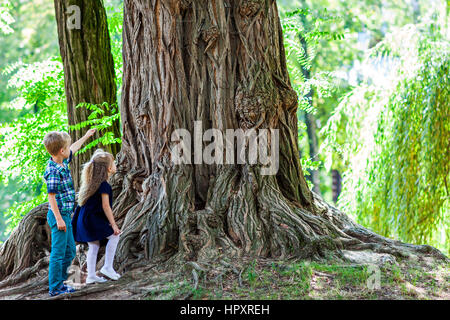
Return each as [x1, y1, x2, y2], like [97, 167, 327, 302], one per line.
[70, 128, 97, 154]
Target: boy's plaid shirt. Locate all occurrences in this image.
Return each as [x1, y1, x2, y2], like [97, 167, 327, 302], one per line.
[43, 150, 75, 214]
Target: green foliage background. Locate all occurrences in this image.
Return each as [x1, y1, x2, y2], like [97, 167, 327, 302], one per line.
[0, 58, 67, 234]
[322, 21, 450, 253]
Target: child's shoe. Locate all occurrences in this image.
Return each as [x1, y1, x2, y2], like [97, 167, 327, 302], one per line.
[100, 267, 121, 280]
[48, 284, 76, 296]
[61, 284, 76, 293]
[86, 275, 107, 284]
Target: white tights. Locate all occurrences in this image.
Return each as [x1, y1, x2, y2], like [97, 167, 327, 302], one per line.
[86, 234, 120, 279]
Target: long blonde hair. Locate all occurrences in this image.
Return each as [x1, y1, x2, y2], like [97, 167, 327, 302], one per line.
[78, 149, 114, 206]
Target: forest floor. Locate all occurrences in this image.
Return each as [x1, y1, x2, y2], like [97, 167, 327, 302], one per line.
[0, 252, 448, 300]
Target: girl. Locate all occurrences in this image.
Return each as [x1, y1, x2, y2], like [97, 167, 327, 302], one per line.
[72, 149, 121, 284]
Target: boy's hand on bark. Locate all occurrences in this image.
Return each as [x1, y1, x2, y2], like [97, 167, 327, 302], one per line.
[56, 218, 66, 232]
[85, 128, 96, 138]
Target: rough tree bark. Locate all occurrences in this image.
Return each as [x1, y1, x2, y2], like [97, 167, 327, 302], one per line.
[54, 0, 121, 190]
[0, 0, 447, 289]
[110, 0, 447, 269]
[112, 0, 313, 266]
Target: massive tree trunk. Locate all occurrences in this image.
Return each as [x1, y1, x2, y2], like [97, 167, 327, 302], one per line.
[110, 0, 447, 268]
[112, 0, 314, 265]
[54, 0, 121, 190]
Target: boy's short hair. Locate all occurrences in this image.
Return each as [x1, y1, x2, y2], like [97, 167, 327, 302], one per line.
[43, 131, 71, 156]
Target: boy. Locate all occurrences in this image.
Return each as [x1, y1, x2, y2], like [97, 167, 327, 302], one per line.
[43, 128, 96, 296]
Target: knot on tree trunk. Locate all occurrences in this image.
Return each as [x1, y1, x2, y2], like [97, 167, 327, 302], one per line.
[280, 87, 298, 114]
[133, 101, 150, 129]
[186, 234, 204, 255]
[202, 26, 220, 52]
[239, 0, 263, 17]
[235, 84, 273, 129]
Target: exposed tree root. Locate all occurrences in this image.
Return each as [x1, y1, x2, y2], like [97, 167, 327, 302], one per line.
[0, 276, 47, 299]
[0, 203, 50, 282]
[0, 257, 48, 290]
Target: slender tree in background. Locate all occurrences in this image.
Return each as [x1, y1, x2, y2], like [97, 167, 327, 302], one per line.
[298, 30, 321, 195]
[293, 0, 322, 196]
[53, 0, 120, 190]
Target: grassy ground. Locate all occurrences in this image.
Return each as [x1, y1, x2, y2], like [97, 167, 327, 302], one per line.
[2, 254, 448, 300]
[143, 257, 450, 300]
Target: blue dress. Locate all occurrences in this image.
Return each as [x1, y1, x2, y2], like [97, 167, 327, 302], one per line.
[72, 181, 114, 244]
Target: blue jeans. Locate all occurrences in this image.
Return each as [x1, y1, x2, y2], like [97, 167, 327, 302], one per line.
[47, 209, 76, 291]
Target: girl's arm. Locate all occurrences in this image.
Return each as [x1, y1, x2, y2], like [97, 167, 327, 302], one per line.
[101, 193, 120, 235]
